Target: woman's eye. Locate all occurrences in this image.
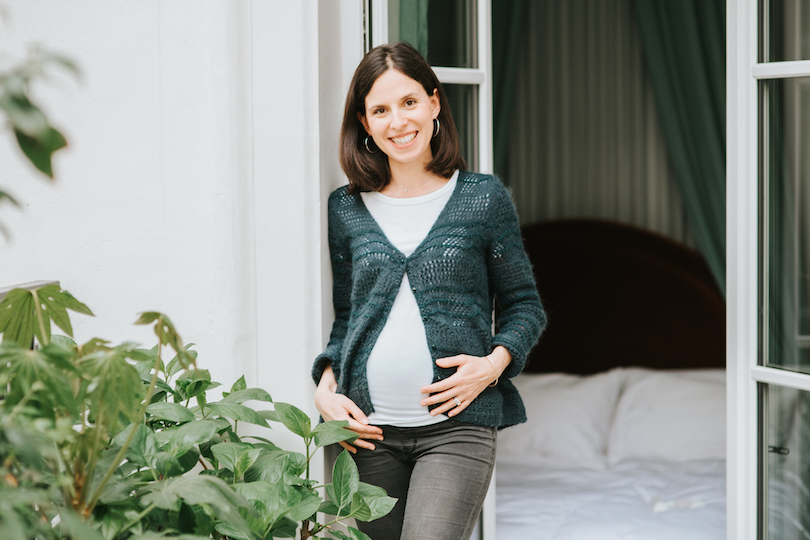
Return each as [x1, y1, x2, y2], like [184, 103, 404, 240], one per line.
[405, 99, 416, 107]
[373, 108, 385, 115]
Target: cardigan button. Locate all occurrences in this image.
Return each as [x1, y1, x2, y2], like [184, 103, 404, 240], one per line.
[411, 287, 417, 293]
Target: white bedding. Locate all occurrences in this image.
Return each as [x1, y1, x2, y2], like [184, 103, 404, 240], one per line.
[495, 368, 727, 540]
[496, 458, 726, 540]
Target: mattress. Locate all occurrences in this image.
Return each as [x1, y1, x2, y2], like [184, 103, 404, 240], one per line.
[496, 458, 726, 540]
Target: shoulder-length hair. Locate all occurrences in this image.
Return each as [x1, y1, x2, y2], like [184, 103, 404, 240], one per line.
[339, 42, 466, 193]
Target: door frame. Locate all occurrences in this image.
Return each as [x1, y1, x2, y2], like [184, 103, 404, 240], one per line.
[728, 0, 810, 537]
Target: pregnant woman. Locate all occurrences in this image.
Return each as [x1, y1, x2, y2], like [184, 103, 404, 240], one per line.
[313, 42, 545, 540]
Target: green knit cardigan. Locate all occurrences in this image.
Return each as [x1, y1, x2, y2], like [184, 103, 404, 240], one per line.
[312, 171, 546, 428]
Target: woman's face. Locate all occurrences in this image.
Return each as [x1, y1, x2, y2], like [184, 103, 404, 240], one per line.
[360, 68, 440, 169]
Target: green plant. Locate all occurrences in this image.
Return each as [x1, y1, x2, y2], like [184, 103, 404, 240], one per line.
[0, 46, 76, 235]
[0, 284, 395, 540]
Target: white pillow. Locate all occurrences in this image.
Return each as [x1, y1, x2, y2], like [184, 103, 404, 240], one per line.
[498, 369, 626, 466]
[606, 369, 726, 464]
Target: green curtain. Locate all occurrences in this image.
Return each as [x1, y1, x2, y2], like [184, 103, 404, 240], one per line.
[492, 0, 529, 178]
[399, 0, 430, 57]
[632, 0, 726, 293]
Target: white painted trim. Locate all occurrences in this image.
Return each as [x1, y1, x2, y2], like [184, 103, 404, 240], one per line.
[477, 0, 494, 535]
[726, 0, 760, 537]
[476, 0, 493, 176]
[751, 366, 810, 392]
[432, 67, 486, 85]
[752, 60, 810, 79]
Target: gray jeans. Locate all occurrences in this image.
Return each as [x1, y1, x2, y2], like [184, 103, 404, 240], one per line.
[339, 420, 497, 540]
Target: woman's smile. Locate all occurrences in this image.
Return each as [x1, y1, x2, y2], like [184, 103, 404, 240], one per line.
[390, 131, 417, 147]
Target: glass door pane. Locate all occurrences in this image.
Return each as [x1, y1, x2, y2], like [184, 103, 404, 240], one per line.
[444, 83, 479, 170]
[387, 0, 477, 67]
[762, 76, 810, 375]
[762, 383, 810, 539]
[762, 0, 810, 62]
[425, 0, 477, 68]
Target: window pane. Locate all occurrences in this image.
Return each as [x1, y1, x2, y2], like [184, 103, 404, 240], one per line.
[426, 0, 476, 68]
[444, 83, 478, 170]
[763, 0, 810, 62]
[763, 384, 810, 539]
[388, 0, 477, 68]
[762, 77, 810, 374]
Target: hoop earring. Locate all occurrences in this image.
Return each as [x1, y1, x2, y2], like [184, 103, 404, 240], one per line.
[433, 118, 441, 137]
[364, 136, 378, 154]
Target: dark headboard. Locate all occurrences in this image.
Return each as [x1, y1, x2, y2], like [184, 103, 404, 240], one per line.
[520, 219, 725, 374]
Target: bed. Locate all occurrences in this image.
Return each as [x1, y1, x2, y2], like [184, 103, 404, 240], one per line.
[496, 219, 726, 540]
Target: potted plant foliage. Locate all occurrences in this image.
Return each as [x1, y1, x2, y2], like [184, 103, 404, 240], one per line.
[0, 284, 395, 539]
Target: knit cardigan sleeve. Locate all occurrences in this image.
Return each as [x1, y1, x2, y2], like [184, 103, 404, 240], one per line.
[311, 189, 353, 385]
[486, 180, 546, 378]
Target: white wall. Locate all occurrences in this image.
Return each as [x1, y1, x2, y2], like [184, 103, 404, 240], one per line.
[0, 0, 363, 456]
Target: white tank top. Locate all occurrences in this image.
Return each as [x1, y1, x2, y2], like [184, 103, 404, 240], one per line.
[360, 170, 458, 426]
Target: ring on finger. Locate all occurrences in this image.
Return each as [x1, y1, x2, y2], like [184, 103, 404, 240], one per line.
[453, 397, 461, 407]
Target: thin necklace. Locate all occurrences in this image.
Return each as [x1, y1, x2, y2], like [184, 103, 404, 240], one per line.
[389, 177, 432, 193]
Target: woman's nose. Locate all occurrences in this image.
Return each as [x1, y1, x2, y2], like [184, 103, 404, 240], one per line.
[391, 111, 407, 130]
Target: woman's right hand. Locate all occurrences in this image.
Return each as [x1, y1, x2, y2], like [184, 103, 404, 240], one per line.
[315, 365, 383, 453]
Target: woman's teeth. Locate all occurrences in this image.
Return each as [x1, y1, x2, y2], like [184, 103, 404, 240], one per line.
[391, 132, 416, 145]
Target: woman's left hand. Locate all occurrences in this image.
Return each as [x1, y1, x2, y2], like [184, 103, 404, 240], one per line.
[419, 346, 511, 417]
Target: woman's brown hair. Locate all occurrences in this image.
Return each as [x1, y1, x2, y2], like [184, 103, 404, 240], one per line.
[339, 42, 466, 193]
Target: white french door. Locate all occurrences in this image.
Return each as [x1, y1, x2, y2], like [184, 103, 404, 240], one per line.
[728, 1, 810, 538]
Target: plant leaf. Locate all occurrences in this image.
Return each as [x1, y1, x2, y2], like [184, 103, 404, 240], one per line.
[142, 476, 252, 538]
[134, 311, 193, 368]
[97, 476, 142, 504]
[0, 288, 36, 346]
[0, 188, 20, 207]
[234, 448, 263, 481]
[57, 509, 106, 540]
[257, 409, 280, 422]
[36, 284, 92, 336]
[364, 492, 397, 521]
[243, 450, 291, 484]
[174, 369, 213, 401]
[220, 387, 273, 405]
[331, 527, 373, 540]
[76, 345, 142, 433]
[166, 419, 219, 452]
[165, 344, 197, 379]
[210, 442, 253, 474]
[117, 423, 159, 468]
[272, 402, 312, 438]
[357, 482, 386, 499]
[349, 491, 374, 521]
[146, 402, 195, 423]
[344, 482, 398, 521]
[328, 450, 360, 512]
[242, 448, 307, 488]
[285, 486, 321, 523]
[205, 402, 269, 427]
[312, 420, 356, 448]
[0, 343, 78, 417]
[232, 481, 319, 534]
[226, 375, 246, 395]
[0, 285, 91, 347]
